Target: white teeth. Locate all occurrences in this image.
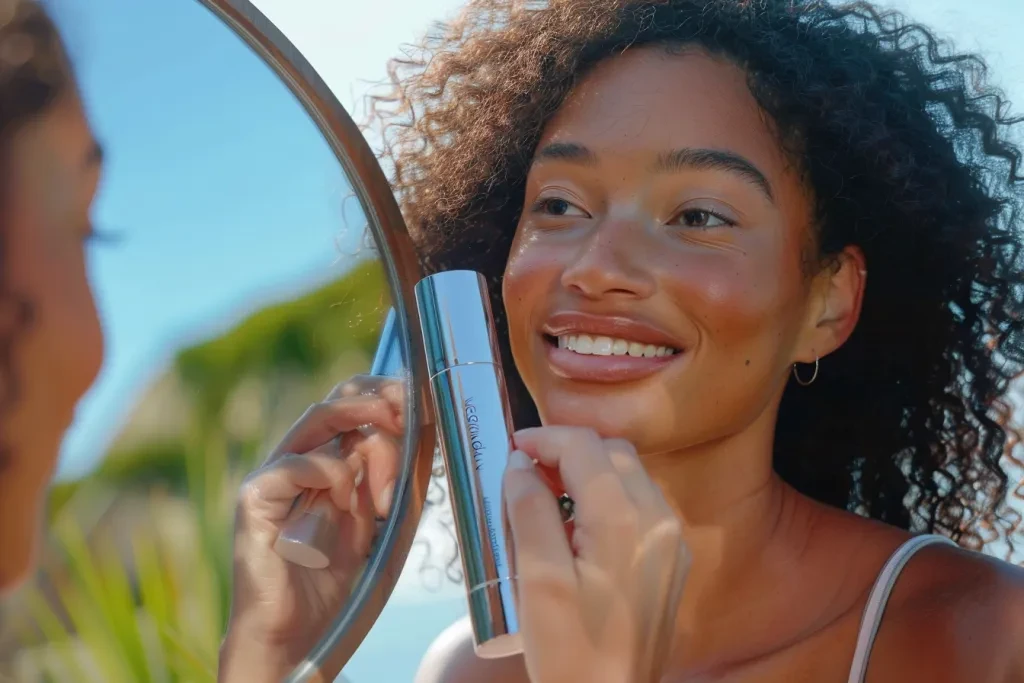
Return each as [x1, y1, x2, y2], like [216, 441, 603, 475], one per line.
[591, 336, 613, 355]
[559, 334, 678, 358]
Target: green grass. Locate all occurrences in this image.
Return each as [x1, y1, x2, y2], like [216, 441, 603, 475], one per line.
[18, 485, 223, 682]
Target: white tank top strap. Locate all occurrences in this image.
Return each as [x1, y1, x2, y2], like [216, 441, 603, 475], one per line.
[847, 533, 957, 683]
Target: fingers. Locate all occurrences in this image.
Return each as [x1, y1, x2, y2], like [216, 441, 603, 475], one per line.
[600, 438, 671, 512]
[350, 428, 401, 517]
[266, 395, 400, 464]
[240, 451, 362, 523]
[512, 428, 676, 568]
[513, 426, 633, 527]
[503, 449, 578, 624]
[330, 375, 407, 430]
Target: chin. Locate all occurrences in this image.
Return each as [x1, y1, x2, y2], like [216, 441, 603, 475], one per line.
[534, 384, 679, 450]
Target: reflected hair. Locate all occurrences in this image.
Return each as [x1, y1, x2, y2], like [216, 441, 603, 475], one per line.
[0, 0, 73, 467]
[370, 0, 1024, 569]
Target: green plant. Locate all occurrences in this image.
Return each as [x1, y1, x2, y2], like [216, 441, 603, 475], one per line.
[11, 262, 390, 682]
[17, 485, 223, 682]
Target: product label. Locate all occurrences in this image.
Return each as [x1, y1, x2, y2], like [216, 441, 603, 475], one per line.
[464, 397, 484, 471]
[464, 395, 501, 564]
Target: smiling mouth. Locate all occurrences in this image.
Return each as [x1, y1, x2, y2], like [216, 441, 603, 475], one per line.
[544, 333, 681, 358]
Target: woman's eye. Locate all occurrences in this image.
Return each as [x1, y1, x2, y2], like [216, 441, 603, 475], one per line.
[672, 208, 733, 229]
[534, 197, 588, 218]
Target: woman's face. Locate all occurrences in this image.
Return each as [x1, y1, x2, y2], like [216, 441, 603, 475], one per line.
[0, 92, 104, 592]
[503, 47, 862, 456]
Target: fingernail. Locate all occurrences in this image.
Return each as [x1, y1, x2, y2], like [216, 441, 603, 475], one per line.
[348, 454, 365, 488]
[508, 449, 534, 470]
[378, 481, 394, 514]
[356, 423, 378, 438]
[511, 428, 538, 447]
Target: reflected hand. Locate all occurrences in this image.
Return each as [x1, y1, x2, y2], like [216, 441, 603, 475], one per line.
[504, 426, 690, 683]
[219, 376, 405, 682]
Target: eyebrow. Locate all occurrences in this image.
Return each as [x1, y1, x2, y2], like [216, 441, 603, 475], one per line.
[533, 141, 774, 202]
[653, 148, 773, 201]
[533, 141, 598, 166]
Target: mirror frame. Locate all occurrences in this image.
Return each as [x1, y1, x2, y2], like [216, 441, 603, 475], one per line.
[192, 1, 436, 679]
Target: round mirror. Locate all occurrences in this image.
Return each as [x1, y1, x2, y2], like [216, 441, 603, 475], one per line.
[2, 0, 435, 680]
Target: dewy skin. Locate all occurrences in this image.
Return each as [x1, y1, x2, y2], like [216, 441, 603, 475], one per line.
[416, 270, 522, 658]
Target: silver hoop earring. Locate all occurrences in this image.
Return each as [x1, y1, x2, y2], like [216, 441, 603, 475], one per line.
[793, 356, 819, 386]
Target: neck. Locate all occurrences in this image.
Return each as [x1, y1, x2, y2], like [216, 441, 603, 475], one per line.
[642, 407, 828, 674]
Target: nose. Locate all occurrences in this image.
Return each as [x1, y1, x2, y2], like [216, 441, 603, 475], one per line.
[559, 220, 656, 300]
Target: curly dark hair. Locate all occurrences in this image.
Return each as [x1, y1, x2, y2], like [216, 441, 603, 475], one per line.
[0, 1, 72, 467]
[369, 0, 1024, 559]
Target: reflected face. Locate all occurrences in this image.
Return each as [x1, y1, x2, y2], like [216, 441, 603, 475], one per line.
[502, 47, 820, 455]
[0, 92, 104, 592]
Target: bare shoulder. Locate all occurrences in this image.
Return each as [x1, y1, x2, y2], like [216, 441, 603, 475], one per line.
[415, 616, 530, 683]
[870, 541, 1024, 681]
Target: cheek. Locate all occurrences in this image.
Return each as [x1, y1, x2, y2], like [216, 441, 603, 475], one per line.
[669, 243, 802, 356]
[502, 233, 566, 381]
[503, 233, 562, 327]
[49, 251, 104, 391]
[8, 212, 104, 401]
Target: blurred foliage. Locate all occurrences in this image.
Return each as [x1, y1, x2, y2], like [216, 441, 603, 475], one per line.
[10, 259, 389, 682]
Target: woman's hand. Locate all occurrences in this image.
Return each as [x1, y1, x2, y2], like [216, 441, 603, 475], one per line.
[219, 376, 405, 683]
[504, 426, 690, 683]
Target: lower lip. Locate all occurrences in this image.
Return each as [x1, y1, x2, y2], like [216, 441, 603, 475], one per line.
[544, 342, 683, 383]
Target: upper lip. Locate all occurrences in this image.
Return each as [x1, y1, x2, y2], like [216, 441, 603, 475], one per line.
[541, 311, 686, 350]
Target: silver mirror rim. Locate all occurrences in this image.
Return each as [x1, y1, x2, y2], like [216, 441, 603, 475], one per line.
[190, 1, 435, 680]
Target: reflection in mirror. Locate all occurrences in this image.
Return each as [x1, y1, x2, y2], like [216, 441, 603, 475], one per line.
[0, 1, 417, 681]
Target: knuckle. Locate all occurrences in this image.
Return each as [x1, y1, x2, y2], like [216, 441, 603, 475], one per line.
[336, 376, 373, 398]
[237, 474, 268, 510]
[381, 381, 406, 404]
[659, 514, 685, 542]
[303, 400, 330, 419]
[316, 455, 349, 483]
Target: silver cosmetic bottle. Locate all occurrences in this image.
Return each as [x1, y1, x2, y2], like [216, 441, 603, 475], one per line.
[273, 308, 405, 569]
[415, 270, 521, 658]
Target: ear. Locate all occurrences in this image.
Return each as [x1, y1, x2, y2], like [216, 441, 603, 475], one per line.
[793, 245, 866, 364]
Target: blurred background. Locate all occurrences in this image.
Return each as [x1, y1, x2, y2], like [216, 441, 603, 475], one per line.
[0, 0, 1021, 681]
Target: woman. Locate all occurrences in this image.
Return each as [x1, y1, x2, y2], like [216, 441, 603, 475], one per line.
[0, 2, 399, 679]
[225, 1, 1024, 682]
[0, 0, 106, 593]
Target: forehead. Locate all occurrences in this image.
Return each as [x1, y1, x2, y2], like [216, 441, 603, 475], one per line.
[538, 46, 785, 171]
